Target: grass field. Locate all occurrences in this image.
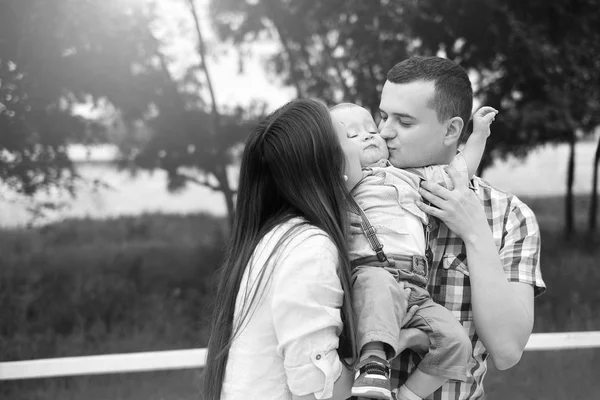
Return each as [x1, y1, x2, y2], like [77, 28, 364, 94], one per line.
[1, 195, 599, 400]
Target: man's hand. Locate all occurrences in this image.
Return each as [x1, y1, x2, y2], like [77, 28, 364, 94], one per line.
[416, 166, 490, 245]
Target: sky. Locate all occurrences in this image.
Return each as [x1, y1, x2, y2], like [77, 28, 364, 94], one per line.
[71, 0, 295, 161]
[155, 0, 295, 111]
[3, 1, 599, 227]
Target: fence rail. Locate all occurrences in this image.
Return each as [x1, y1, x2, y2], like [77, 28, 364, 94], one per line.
[2, 331, 600, 381]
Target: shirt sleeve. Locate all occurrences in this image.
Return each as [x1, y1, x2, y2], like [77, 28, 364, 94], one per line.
[501, 200, 546, 297]
[271, 232, 345, 399]
[409, 152, 470, 190]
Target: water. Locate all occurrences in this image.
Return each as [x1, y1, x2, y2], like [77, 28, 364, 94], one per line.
[0, 142, 597, 228]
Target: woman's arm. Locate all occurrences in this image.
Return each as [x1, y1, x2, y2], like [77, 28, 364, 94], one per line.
[292, 366, 353, 400]
[272, 232, 353, 399]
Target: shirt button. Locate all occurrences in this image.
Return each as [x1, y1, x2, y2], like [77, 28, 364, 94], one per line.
[316, 354, 321, 360]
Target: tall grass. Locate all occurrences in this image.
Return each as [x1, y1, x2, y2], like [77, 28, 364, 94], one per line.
[1, 196, 599, 399]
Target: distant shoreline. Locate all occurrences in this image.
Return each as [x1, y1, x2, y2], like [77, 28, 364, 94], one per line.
[1, 141, 598, 228]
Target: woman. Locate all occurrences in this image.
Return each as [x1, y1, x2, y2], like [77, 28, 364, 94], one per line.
[203, 99, 365, 399]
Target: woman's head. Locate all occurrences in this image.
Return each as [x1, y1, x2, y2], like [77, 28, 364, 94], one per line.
[203, 98, 359, 399]
[237, 98, 360, 227]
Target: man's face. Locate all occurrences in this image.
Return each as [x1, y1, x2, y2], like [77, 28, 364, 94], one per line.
[332, 106, 389, 167]
[379, 80, 450, 168]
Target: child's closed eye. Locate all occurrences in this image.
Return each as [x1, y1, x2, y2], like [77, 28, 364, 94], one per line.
[347, 131, 358, 138]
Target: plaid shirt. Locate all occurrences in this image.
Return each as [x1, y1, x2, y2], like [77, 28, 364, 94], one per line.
[390, 176, 546, 400]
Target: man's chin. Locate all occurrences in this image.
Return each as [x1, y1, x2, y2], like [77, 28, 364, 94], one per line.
[388, 157, 409, 169]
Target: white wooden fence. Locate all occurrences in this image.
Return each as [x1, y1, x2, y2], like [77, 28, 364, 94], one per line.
[1, 331, 600, 381]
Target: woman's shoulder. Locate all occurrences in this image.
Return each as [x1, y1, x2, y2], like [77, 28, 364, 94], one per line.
[261, 217, 338, 260]
[276, 217, 336, 244]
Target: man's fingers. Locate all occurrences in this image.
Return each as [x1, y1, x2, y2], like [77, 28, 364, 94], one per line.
[420, 181, 451, 200]
[416, 200, 443, 218]
[419, 186, 445, 208]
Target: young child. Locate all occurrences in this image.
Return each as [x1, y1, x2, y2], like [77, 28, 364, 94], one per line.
[331, 103, 497, 400]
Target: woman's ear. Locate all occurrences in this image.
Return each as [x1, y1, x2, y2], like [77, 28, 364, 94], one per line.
[443, 117, 464, 147]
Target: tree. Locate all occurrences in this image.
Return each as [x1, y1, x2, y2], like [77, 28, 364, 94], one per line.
[590, 130, 600, 234]
[115, 0, 261, 226]
[0, 0, 258, 224]
[0, 0, 168, 197]
[211, 0, 600, 233]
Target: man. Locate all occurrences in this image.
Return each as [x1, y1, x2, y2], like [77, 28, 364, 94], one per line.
[377, 56, 546, 399]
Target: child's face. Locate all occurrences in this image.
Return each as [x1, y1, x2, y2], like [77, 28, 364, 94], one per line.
[331, 114, 363, 191]
[332, 106, 389, 167]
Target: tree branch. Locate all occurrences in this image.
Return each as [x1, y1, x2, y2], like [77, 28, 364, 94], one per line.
[144, 27, 187, 112]
[179, 171, 239, 195]
[261, 0, 304, 98]
[187, 0, 220, 132]
[270, 20, 304, 98]
[179, 171, 220, 191]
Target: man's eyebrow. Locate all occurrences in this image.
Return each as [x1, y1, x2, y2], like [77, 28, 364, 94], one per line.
[379, 109, 417, 120]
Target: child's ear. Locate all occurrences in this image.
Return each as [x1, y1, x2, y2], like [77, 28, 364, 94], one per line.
[443, 117, 464, 146]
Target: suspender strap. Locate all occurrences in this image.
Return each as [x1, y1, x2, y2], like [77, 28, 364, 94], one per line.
[424, 221, 433, 267]
[351, 254, 428, 275]
[348, 197, 388, 262]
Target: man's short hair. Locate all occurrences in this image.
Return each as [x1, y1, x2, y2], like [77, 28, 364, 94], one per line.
[387, 56, 473, 141]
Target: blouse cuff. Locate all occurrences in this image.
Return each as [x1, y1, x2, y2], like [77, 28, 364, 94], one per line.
[285, 347, 342, 399]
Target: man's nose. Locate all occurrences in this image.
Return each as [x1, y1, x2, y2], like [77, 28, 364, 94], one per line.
[379, 124, 395, 139]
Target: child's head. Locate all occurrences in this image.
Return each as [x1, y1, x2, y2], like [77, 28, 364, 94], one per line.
[330, 103, 389, 167]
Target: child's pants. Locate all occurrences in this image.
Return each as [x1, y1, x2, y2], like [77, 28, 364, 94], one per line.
[352, 258, 472, 382]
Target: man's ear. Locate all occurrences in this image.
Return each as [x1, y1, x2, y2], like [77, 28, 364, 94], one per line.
[443, 117, 464, 147]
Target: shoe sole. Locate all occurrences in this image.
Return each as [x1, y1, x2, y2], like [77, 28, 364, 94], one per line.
[351, 386, 391, 399]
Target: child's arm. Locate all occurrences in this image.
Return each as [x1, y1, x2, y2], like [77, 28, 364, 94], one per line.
[460, 106, 498, 177]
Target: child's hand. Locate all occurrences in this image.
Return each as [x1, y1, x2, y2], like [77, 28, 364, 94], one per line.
[472, 106, 498, 138]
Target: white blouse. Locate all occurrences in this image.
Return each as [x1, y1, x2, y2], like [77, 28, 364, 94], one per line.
[221, 219, 345, 400]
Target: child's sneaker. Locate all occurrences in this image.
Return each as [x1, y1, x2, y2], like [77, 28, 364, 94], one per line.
[351, 355, 391, 399]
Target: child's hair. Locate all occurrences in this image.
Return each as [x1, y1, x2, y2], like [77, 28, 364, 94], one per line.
[330, 102, 361, 112]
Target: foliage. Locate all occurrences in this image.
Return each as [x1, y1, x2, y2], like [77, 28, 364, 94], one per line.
[1, 198, 599, 398]
[0, 0, 163, 195]
[0, 0, 260, 223]
[210, 0, 600, 169]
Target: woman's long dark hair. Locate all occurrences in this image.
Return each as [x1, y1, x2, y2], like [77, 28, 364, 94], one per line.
[203, 99, 358, 399]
